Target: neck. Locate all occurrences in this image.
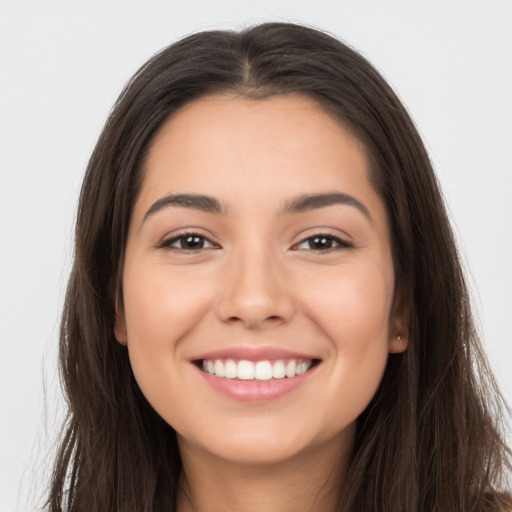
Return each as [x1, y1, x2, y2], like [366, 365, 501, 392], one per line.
[176, 435, 351, 512]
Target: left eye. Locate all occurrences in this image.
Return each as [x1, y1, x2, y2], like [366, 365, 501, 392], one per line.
[159, 233, 217, 251]
[294, 235, 351, 251]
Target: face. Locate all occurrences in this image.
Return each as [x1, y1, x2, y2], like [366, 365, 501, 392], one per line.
[116, 94, 407, 467]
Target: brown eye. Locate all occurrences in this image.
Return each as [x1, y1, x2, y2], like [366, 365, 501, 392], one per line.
[294, 234, 352, 252]
[159, 233, 218, 251]
[180, 235, 206, 250]
[308, 236, 334, 250]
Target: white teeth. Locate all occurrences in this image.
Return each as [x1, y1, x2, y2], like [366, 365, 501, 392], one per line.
[224, 359, 237, 379]
[237, 360, 255, 380]
[285, 360, 296, 378]
[272, 360, 286, 379]
[255, 361, 273, 380]
[296, 361, 312, 375]
[201, 358, 315, 380]
[214, 360, 225, 378]
[296, 362, 306, 375]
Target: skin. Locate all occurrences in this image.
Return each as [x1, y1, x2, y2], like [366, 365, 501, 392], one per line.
[115, 94, 408, 512]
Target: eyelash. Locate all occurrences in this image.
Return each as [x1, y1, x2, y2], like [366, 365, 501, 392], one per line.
[292, 234, 353, 252]
[158, 232, 352, 253]
[158, 232, 218, 252]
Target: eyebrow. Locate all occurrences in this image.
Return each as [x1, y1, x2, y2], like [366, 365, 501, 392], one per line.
[143, 193, 224, 222]
[281, 192, 372, 221]
[143, 191, 371, 223]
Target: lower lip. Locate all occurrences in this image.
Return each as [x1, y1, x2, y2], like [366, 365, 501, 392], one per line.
[196, 365, 318, 402]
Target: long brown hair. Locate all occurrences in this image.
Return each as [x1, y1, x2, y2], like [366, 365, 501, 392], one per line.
[46, 22, 511, 511]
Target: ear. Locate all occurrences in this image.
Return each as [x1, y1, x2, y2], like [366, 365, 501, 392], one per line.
[388, 287, 409, 354]
[114, 302, 128, 345]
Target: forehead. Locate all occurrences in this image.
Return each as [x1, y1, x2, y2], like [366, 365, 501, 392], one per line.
[135, 93, 385, 224]
[147, 93, 365, 165]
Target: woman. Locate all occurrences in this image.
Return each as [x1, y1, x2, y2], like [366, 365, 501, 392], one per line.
[46, 22, 511, 511]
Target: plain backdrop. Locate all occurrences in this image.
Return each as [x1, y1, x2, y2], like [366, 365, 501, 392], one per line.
[0, 1, 511, 510]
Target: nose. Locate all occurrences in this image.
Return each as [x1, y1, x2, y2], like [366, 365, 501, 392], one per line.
[215, 247, 295, 329]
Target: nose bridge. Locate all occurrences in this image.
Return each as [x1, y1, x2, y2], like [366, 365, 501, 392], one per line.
[216, 240, 294, 327]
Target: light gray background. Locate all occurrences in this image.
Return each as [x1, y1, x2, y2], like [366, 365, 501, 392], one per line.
[1, 1, 511, 510]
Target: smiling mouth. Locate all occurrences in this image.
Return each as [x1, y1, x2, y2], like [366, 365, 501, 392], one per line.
[196, 358, 321, 381]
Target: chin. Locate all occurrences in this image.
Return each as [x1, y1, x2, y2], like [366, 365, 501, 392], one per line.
[205, 439, 305, 466]
[177, 419, 346, 468]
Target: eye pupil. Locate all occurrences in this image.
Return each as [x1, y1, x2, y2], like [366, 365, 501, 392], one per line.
[182, 235, 204, 249]
[309, 236, 333, 250]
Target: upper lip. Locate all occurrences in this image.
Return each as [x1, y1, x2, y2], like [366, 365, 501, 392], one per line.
[192, 346, 320, 362]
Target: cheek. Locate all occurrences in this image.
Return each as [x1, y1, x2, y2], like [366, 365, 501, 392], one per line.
[123, 265, 212, 345]
[121, 264, 215, 395]
[299, 261, 393, 415]
[301, 260, 394, 344]
[120, 265, 218, 426]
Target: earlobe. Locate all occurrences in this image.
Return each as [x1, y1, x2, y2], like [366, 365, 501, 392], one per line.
[389, 286, 409, 353]
[389, 331, 408, 353]
[114, 308, 128, 345]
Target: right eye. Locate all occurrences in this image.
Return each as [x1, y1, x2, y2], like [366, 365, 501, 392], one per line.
[158, 232, 218, 252]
